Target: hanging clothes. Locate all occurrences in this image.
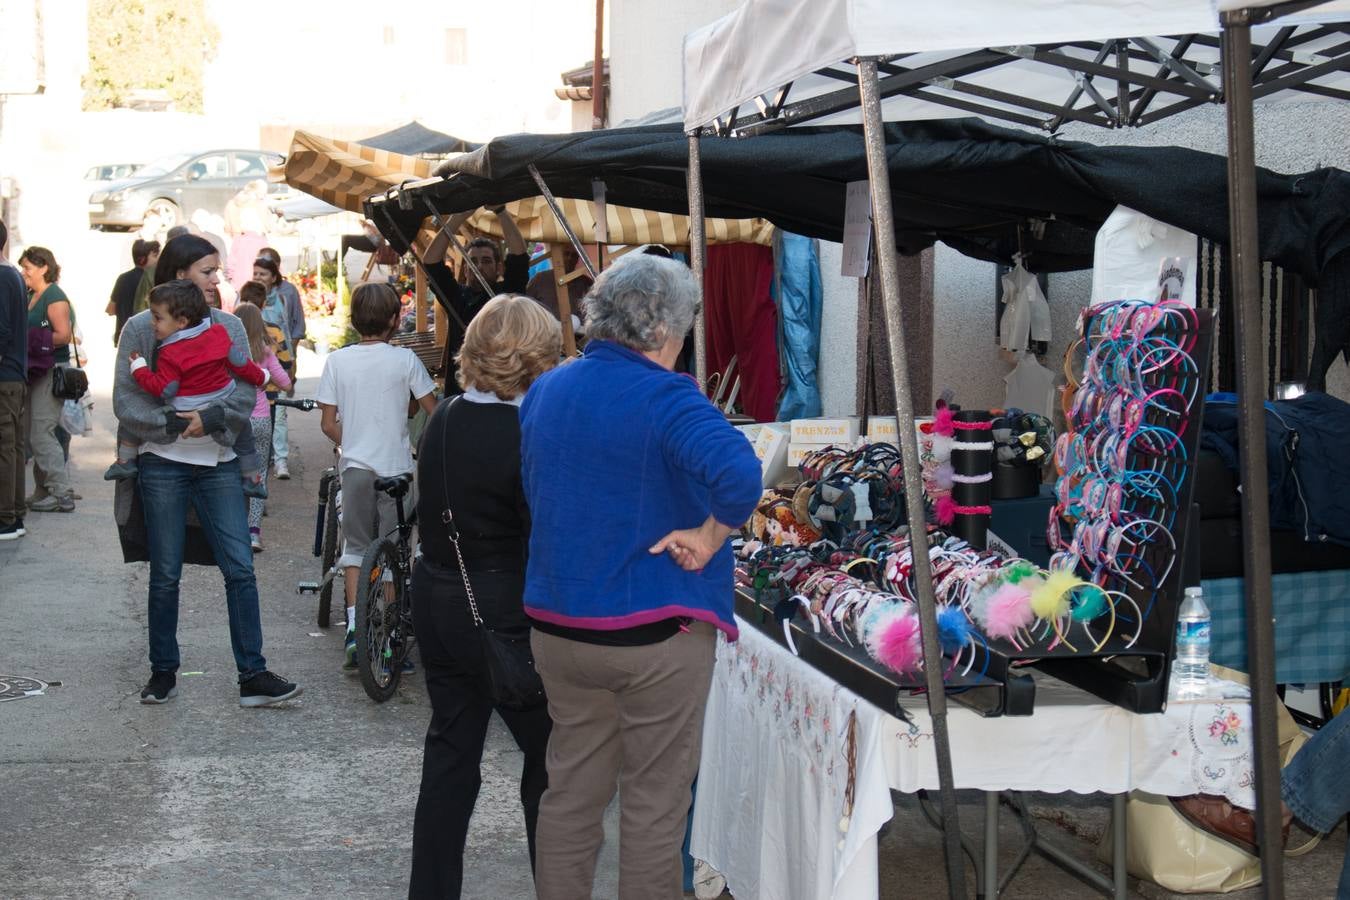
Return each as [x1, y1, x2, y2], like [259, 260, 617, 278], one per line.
[1091, 205, 1199, 306]
[773, 231, 823, 421]
[704, 242, 781, 423]
[1003, 352, 1057, 418]
[998, 260, 1052, 352]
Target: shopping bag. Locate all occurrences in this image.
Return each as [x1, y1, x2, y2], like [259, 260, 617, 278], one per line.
[59, 398, 88, 437]
[1096, 666, 1308, 892]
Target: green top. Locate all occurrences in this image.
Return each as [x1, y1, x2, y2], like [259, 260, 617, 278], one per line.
[28, 282, 75, 364]
[132, 266, 154, 315]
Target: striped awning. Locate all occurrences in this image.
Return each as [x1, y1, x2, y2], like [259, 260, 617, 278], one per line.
[421, 196, 776, 251]
[281, 130, 436, 214]
[283, 129, 774, 248]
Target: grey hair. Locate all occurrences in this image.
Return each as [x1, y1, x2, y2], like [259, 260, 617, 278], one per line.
[581, 252, 699, 351]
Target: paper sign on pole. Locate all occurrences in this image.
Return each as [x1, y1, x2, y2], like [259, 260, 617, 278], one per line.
[841, 180, 872, 278]
[592, 179, 608, 244]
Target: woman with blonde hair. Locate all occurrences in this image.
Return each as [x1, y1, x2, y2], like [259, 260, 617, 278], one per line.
[408, 294, 561, 899]
[234, 302, 291, 551]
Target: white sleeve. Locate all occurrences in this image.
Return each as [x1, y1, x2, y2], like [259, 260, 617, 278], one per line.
[407, 349, 436, 399]
[315, 355, 339, 406]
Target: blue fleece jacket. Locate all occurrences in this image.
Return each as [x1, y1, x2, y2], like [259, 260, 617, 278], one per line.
[520, 340, 762, 638]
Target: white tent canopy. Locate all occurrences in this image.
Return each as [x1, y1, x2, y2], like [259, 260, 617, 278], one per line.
[682, 0, 1350, 132]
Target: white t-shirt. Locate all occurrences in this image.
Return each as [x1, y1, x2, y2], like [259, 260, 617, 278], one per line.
[1091, 205, 1198, 306]
[315, 342, 436, 477]
[143, 433, 237, 466]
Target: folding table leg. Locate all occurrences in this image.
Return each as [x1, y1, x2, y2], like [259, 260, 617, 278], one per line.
[1112, 793, 1127, 900]
[983, 791, 999, 899]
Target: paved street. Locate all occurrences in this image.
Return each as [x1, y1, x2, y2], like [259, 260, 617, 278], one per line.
[0, 248, 1344, 898]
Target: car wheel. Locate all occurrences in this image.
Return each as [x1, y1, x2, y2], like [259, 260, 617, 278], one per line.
[145, 198, 181, 229]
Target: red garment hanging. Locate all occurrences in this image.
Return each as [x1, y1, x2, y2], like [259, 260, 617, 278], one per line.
[703, 243, 781, 422]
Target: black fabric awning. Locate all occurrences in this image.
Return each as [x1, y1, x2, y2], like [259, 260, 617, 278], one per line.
[368, 118, 1350, 280]
[361, 121, 481, 156]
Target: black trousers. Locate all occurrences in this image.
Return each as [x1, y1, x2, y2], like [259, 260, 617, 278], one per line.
[408, 562, 552, 900]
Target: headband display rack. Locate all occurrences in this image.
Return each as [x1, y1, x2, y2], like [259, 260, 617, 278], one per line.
[1019, 304, 1214, 713]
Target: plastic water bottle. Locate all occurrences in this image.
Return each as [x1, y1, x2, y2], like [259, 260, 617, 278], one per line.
[1173, 586, 1212, 698]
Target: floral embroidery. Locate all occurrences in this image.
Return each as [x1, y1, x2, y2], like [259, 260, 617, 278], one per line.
[1208, 708, 1242, 746]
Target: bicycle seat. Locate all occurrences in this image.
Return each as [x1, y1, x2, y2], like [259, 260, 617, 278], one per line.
[373, 473, 414, 498]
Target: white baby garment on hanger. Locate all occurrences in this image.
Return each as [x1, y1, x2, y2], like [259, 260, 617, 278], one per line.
[999, 260, 1052, 352]
[1004, 352, 1056, 419]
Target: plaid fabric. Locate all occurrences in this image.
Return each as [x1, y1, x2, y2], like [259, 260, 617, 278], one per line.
[1204, 570, 1350, 685]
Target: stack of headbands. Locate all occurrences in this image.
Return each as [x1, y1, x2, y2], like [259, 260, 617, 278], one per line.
[1051, 298, 1200, 619]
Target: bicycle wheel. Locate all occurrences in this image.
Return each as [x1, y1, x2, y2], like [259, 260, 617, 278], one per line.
[356, 538, 408, 702]
[317, 475, 341, 628]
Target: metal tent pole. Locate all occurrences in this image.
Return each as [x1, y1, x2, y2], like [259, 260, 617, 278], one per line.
[857, 56, 967, 899]
[686, 132, 709, 388]
[1219, 14, 1285, 897]
[527, 164, 600, 280]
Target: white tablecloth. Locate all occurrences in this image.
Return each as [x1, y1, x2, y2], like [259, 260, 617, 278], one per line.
[692, 618, 1257, 900]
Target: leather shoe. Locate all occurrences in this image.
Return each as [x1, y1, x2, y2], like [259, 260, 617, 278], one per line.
[1170, 793, 1291, 856]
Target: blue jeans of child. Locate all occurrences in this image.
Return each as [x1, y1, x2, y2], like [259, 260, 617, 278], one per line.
[1283, 709, 1350, 899]
[139, 453, 267, 681]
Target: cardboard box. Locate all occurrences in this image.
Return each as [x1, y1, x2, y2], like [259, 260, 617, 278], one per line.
[866, 416, 899, 441]
[752, 423, 791, 486]
[790, 417, 859, 445]
[787, 442, 838, 468]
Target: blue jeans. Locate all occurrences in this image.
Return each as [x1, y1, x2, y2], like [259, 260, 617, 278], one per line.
[138, 453, 267, 681]
[1283, 710, 1350, 899]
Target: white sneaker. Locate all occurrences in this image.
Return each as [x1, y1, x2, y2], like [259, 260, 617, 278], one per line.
[274, 459, 290, 480]
[250, 532, 263, 552]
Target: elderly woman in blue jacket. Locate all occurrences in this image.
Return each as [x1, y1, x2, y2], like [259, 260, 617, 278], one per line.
[520, 251, 762, 900]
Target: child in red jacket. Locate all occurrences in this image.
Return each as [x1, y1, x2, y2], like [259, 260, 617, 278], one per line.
[105, 279, 270, 497]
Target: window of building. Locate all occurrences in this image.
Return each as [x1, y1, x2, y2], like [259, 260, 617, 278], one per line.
[445, 28, 467, 65]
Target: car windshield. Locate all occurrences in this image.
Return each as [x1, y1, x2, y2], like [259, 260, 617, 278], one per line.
[134, 153, 193, 177]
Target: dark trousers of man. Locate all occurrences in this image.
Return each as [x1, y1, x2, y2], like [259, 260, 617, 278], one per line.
[0, 382, 24, 524]
[409, 562, 551, 900]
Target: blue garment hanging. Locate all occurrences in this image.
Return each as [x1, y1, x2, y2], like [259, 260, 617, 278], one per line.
[773, 231, 823, 420]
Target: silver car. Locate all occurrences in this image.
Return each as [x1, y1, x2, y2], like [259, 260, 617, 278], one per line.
[88, 149, 284, 231]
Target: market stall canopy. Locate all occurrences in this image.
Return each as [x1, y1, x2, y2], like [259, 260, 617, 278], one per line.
[282, 129, 439, 214]
[367, 119, 1350, 278]
[682, 0, 1350, 134]
[361, 121, 481, 155]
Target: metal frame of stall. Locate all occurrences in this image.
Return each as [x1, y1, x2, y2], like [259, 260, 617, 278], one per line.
[684, 4, 1345, 896]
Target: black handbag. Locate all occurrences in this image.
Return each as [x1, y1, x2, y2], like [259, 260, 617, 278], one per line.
[51, 363, 89, 400]
[439, 401, 546, 710]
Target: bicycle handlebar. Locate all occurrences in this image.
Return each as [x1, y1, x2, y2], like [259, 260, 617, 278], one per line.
[274, 397, 317, 412]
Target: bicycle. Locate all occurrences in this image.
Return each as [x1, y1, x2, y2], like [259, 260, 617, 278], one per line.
[355, 472, 418, 702]
[283, 397, 343, 627]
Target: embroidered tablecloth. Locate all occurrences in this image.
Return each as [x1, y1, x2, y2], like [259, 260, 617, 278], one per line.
[693, 619, 1257, 900]
[1203, 570, 1350, 685]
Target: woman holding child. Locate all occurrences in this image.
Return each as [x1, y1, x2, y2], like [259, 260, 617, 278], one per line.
[112, 233, 299, 708]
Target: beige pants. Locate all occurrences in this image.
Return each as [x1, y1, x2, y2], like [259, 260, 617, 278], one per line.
[25, 370, 71, 497]
[531, 621, 717, 900]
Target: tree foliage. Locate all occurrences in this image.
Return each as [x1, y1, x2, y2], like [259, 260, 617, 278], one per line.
[83, 0, 220, 113]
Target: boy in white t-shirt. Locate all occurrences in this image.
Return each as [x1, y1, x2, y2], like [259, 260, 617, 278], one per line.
[316, 282, 437, 670]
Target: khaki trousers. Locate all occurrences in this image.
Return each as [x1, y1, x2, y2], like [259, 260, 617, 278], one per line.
[25, 370, 71, 497]
[0, 382, 24, 524]
[531, 620, 717, 900]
